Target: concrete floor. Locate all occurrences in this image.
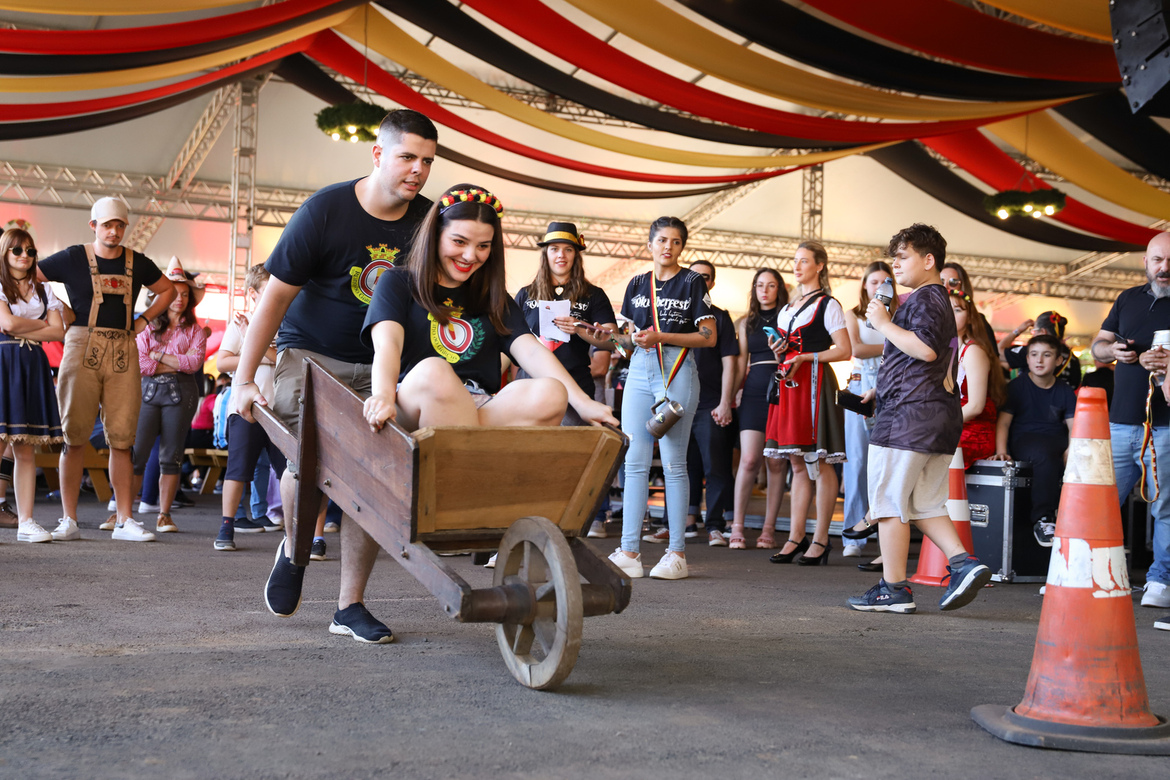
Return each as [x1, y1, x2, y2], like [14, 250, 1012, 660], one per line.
[2, 492, 1168, 780]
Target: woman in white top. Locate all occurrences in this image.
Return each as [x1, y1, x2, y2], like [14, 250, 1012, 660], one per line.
[0, 228, 66, 543]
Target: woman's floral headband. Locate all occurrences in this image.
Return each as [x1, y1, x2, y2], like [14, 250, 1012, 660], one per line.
[439, 188, 504, 217]
[948, 287, 972, 303]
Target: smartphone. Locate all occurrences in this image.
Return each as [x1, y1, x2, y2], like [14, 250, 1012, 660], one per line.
[763, 326, 782, 341]
[574, 321, 606, 337]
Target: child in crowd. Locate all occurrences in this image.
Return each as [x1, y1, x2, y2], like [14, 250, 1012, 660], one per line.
[848, 223, 991, 614]
[213, 264, 287, 552]
[992, 334, 1076, 547]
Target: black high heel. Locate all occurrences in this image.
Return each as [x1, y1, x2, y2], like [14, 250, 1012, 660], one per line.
[842, 520, 878, 540]
[797, 539, 832, 566]
[769, 536, 809, 564]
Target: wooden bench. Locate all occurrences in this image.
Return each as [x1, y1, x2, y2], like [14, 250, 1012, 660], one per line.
[34, 444, 112, 503]
[185, 448, 229, 494]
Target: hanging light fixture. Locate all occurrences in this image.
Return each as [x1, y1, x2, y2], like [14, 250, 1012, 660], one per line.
[982, 114, 1067, 221]
[315, 102, 386, 143]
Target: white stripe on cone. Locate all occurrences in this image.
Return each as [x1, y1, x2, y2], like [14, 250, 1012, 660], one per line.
[1063, 439, 1115, 486]
[1045, 537, 1130, 598]
[947, 448, 969, 523]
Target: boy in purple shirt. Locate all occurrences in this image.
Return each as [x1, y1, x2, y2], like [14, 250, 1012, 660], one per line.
[848, 224, 992, 614]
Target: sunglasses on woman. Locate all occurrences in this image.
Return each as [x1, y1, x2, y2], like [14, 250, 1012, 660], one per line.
[9, 246, 36, 259]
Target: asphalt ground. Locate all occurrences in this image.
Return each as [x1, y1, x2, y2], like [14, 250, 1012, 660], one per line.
[2, 492, 1168, 780]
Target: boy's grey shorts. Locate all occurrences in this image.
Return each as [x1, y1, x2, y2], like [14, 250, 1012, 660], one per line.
[866, 444, 952, 522]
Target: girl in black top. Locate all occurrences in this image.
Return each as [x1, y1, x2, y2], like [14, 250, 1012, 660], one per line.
[728, 267, 789, 550]
[361, 184, 617, 432]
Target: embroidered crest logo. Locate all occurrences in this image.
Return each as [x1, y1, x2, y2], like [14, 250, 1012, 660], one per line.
[429, 298, 484, 363]
[348, 245, 400, 304]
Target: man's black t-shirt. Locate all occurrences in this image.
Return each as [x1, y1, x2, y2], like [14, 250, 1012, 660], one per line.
[620, 269, 712, 333]
[1101, 284, 1170, 426]
[38, 245, 163, 329]
[694, 306, 739, 411]
[266, 179, 432, 364]
[515, 284, 615, 394]
[362, 267, 530, 395]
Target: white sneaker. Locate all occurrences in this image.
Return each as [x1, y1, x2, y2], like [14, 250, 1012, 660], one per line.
[111, 518, 156, 542]
[483, 553, 497, 569]
[99, 513, 117, 531]
[267, 514, 284, 528]
[649, 550, 688, 580]
[587, 519, 607, 539]
[17, 518, 52, 543]
[842, 543, 863, 558]
[106, 498, 117, 512]
[51, 516, 81, 541]
[708, 530, 728, 547]
[1142, 581, 1170, 608]
[138, 501, 160, 513]
[608, 548, 644, 578]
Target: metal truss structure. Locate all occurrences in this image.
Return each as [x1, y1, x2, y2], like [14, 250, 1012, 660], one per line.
[226, 77, 265, 320]
[801, 164, 824, 241]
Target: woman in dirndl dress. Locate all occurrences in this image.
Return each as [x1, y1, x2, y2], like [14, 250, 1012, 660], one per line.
[0, 228, 66, 543]
[763, 241, 851, 565]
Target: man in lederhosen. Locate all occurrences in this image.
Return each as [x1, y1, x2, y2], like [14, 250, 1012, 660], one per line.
[37, 197, 177, 542]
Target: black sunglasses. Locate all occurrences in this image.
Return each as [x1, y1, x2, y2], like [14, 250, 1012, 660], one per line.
[9, 246, 36, 259]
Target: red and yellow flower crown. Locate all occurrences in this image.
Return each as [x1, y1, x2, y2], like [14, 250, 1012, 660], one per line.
[439, 188, 504, 217]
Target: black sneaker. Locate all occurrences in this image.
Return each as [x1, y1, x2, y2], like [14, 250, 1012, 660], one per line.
[684, 524, 700, 539]
[264, 540, 306, 618]
[939, 556, 992, 611]
[213, 526, 236, 552]
[258, 517, 282, 533]
[234, 517, 266, 534]
[847, 580, 917, 614]
[1155, 615, 1170, 632]
[310, 538, 326, 561]
[329, 603, 394, 644]
[1033, 519, 1055, 547]
[172, 490, 195, 508]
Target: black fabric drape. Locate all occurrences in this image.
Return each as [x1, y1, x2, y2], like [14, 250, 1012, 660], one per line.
[1056, 91, 1170, 182]
[279, 53, 749, 200]
[0, 0, 364, 75]
[376, 0, 852, 150]
[0, 61, 280, 141]
[676, 0, 1111, 101]
[866, 142, 1142, 253]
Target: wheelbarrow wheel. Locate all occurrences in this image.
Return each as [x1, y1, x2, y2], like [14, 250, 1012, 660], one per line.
[493, 516, 583, 690]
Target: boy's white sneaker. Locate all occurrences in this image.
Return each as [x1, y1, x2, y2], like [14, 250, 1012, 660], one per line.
[112, 518, 156, 542]
[1142, 581, 1170, 608]
[51, 517, 81, 541]
[649, 551, 688, 580]
[17, 518, 52, 543]
[608, 548, 644, 578]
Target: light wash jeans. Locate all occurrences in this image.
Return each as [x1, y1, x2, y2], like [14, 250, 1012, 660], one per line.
[621, 346, 699, 554]
[842, 377, 871, 548]
[1111, 422, 1170, 586]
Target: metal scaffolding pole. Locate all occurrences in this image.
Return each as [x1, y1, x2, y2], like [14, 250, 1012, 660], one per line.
[227, 78, 262, 321]
[801, 164, 824, 242]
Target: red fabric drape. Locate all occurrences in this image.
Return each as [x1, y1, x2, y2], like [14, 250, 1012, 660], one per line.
[0, 0, 348, 54]
[308, 33, 793, 185]
[798, 0, 1117, 82]
[0, 39, 311, 122]
[463, 0, 1039, 145]
[922, 130, 1160, 247]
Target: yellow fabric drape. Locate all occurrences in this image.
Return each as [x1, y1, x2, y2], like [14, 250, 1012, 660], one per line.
[341, 13, 890, 170]
[976, 1, 1112, 42]
[0, 8, 357, 93]
[562, 0, 1069, 121]
[0, 0, 242, 13]
[987, 113, 1170, 222]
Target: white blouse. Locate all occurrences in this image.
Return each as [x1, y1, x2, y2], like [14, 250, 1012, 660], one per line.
[0, 284, 64, 320]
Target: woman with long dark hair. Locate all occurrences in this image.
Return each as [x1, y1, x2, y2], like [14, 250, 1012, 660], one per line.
[0, 228, 66, 542]
[361, 184, 616, 434]
[763, 241, 851, 566]
[132, 258, 207, 535]
[727, 267, 789, 549]
[607, 217, 716, 581]
[950, 284, 1005, 468]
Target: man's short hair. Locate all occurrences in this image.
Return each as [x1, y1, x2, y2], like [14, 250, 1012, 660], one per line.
[690, 260, 715, 282]
[1025, 333, 1062, 354]
[377, 109, 438, 145]
[887, 223, 947, 266]
[244, 263, 270, 292]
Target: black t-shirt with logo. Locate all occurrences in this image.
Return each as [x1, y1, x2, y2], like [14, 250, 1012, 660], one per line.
[38, 245, 163, 329]
[620, 269, 713, 334]
[266, 179, 432, 364]
[694, 305, 739, 411]
[362, 267, 530, 394]
[515, 284, 616, 394]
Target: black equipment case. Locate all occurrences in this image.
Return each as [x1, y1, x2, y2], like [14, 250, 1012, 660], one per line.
[966, 459, 1048, 583]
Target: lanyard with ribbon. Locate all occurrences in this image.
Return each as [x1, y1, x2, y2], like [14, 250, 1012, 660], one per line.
[1140, 372, 1160, 502]
[648, 275, 688, 401]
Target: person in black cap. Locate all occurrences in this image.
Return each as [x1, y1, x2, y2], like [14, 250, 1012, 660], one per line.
[998, 310, 1081, 388]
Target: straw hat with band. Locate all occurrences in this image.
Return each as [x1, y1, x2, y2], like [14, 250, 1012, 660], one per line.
[164, 256, 205, 306]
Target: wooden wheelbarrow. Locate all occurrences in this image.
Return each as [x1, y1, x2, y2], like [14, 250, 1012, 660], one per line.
[252, 358, 631, 690]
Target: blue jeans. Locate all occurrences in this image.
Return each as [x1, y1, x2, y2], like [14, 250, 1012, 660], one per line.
[621, 346, 699, 554]
[842, 377, 871, 547]
[1111, 423, 1170, 585]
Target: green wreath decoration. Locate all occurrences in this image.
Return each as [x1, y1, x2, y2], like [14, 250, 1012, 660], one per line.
[316, 102, 387, 143]
[983, 189, 1067, 220]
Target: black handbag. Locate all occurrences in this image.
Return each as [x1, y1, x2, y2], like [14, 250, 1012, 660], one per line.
[836, 389, 874, 417]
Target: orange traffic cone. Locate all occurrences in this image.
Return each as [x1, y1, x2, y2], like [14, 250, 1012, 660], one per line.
[909, 448, 974, 587]
[972, 387, 1170, 754]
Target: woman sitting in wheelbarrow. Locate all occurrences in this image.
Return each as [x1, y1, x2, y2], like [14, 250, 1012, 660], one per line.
[360, 184, 618, 432]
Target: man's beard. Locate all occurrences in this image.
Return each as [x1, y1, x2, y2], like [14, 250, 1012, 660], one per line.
[1149, 270, 1170, 298]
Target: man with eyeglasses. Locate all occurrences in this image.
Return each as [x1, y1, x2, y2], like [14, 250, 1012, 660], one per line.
[37, 197, 177, 542]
